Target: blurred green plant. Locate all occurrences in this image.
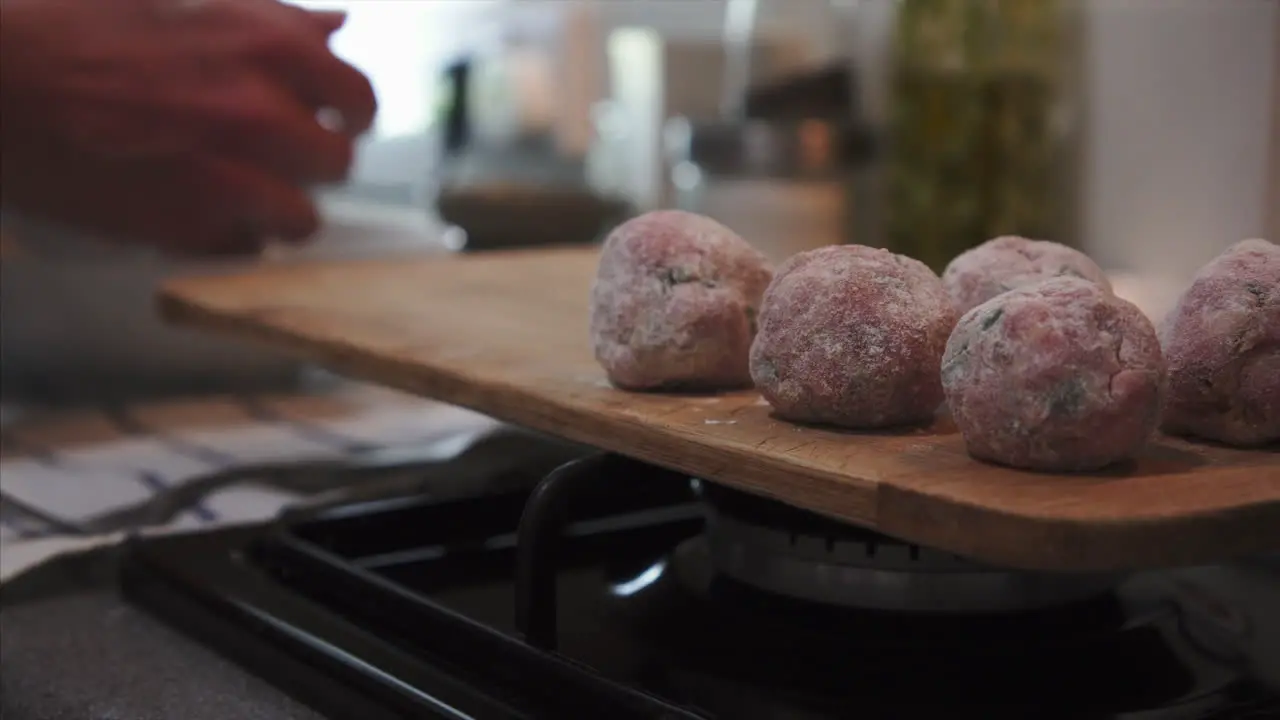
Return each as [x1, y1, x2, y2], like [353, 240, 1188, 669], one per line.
[885, 0, 1075, 272]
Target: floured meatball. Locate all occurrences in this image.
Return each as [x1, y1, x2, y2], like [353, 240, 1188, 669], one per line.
[942, 277, 1166, 472]
[943, 235, 1112, 316]
[1160, 238, 1280, 447]
[589, 210, 772, 391]
[750, 245, 957, 428]
[942, 274, 1172, 471]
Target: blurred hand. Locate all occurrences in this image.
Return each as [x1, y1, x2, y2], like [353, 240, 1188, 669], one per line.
[0, 0, 377, 256]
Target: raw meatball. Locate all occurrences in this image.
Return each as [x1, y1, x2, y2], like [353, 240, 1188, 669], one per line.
[941, 277, 1166, 472]
[589, 210, 772, 391]
[1160, 238, 1280, 446]
[750, 245, 957, 428]
[942, 235, 1112, 316]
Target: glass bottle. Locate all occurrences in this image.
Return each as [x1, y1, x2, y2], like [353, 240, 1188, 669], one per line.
[877, 0, 1082, 272]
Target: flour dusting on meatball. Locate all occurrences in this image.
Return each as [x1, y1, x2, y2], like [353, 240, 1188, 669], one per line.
[942, 276, 1165, 472]
[1160, 238, 1280, 447]
[590, 210, 772, 391]
[750, 245, 957, 428]
[942, 235, 1112, 316]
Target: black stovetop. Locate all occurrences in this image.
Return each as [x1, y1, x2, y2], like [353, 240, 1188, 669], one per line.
[120, 431, 1280, 720]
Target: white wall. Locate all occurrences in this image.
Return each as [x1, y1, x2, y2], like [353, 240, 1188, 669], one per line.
[289, 0, 508, 138]
[1082, 0, 1278, 278]
[1270, 20, 1280, 241]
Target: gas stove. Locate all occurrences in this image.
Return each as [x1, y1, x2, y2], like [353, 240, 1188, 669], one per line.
[120, 430, 1280, 719]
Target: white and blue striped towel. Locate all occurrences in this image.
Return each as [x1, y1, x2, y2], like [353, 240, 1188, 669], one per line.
[0, 386, 497, 580]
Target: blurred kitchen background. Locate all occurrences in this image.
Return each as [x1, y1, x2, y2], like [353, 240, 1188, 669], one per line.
[1, 0, 1277, 403]
[0, 1, 1276, 544]
[0, 0, 1269, 558]
[2, 10, 1278, 718]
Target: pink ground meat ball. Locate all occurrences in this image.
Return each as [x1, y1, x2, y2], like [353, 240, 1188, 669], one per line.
[942, 235, 1112, 316]
[1160, 238, 1280, 447]
[750, 245, 957, 428]
[589, 210, 772, 391]
[941, 276, 1166, 472]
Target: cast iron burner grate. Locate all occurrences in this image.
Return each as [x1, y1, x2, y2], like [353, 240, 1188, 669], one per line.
[120, 432, 1280, 719]
[694, 480, 1121, 614]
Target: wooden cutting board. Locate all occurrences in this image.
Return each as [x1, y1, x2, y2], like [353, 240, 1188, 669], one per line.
[158, 246, 1280, 572]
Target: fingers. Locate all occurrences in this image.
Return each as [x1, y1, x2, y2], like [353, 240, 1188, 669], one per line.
[198, 0, 376, 136]
[266, 2, 346, 35]
[138, 156, 319, 257]
[307, 9, 347, 36]
[254, 28, 378, 137]
[205, 72, 353, 183]
[284, 52, 377, 137]
[10, 146, 317, 257]
[197, 157, 319, 249]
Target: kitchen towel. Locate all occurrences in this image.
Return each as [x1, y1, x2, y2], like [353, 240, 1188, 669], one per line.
[0, 385, 498, 582]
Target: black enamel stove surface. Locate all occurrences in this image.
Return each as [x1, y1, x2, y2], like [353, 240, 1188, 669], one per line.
[120, 432, 1279, 720]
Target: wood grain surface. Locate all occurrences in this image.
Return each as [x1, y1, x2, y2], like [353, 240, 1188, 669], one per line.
[158, 246, 1280, 571]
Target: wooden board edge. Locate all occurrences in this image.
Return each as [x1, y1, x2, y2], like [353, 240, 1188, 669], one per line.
[876, 480, 1280, 571]
[157, 288, 1280, 571]
[157, 287, 880, 523]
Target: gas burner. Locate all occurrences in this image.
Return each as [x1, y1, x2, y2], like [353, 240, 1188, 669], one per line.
[119, 446, 1280, 719]
[695, 481, 1120, 614]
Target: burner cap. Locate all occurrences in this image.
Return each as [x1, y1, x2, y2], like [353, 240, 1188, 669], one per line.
[695, 481, 1120, 614]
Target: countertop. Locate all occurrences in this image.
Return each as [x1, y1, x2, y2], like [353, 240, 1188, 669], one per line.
[2, 588, 328, 720]
[0, 381, 502, 720]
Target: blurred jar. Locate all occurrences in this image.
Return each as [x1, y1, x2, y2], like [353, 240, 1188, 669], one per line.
[862, 0, 1083, 272]
[851, 0, 1276, 280]
[653, 0, 872, 262]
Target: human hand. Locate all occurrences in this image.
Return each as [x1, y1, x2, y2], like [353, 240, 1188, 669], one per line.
[0, 0, 377, 256]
